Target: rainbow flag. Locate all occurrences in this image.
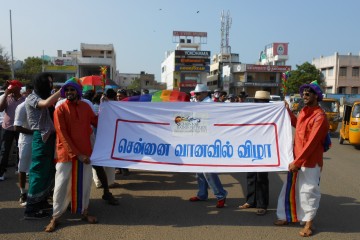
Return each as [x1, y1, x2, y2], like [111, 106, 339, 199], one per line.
[71, 159, 84, 214]
[121, 90, 190, 102]
[285, 171, 298, 222]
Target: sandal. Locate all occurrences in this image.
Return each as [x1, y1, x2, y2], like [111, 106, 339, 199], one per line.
[239, 203, 253, 209]
[44, 218, 58, 232]
[274, 219, 289, 226]
[82, 214, 98, 224]
[256, 208, 267, 216]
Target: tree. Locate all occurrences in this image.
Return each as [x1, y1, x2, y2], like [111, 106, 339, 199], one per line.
[287, 62, 323, 94]
[127, 77, 141, 90]
[0, 45, 11, 85]
[16, 57, 47, 82]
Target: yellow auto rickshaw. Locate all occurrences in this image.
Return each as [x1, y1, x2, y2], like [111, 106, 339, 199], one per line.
[319, 98, 340, 133]
[290, 94, 302, 114]
[339, 101, 360, 146]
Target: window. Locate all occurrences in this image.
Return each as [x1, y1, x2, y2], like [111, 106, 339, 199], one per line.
[146, 81, 149, 85]
[338, 87, 346, 94]
[352, 67, 359, 77]
[325, 87, 332, 93]
[321, 69, 326, 78]
[328, 67, 333, 76]
[100, 51, 104, 54]
[339, 67, 347, 77]
[351, 87, 358, 94]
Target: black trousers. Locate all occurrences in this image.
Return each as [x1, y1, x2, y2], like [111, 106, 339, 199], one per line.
[0, 129, 19, 172]
[245, 172, 269, 209]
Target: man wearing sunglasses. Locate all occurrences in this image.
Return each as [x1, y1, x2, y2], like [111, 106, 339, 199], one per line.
[275, 81, 329, 237]
[45, 78, 98, 232]
[189, 84, 228, 208]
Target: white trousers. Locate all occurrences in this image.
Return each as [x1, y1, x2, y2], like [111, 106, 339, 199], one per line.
[52, 161, 93, 219]
[276, 165, 321, 222]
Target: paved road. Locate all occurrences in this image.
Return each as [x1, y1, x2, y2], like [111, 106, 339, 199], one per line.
[0, 132, 359, 240]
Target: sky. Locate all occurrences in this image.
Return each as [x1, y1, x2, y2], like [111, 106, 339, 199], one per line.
[1, 0, 360, 81]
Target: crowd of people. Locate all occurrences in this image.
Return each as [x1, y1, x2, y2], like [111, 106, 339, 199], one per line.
[0, 75, 329, 237]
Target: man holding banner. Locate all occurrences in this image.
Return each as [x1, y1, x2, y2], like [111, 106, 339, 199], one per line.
[274, 81, 329, 237]
[188, 84, 228, 208]
[45, 78, 98, 232]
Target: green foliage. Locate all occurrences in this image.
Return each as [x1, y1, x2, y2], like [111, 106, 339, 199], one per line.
[16, 57, 47, 81]
[287, 62, 323, 94]
[0, 45, 11, 85]
[127, 77, 141, 90]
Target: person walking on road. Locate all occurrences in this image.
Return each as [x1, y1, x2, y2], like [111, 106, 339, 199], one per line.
[274, 81, 329, 237]
[188, 84, 228, 208]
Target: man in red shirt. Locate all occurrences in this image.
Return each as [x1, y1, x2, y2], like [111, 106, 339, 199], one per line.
[45, 78, 98, 232]
[274, 81, 329, 237]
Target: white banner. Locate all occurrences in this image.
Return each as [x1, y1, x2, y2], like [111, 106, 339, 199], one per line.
[91, 102, 293, 172]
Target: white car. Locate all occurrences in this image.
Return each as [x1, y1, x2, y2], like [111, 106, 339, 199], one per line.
[270, 95, 281, 102]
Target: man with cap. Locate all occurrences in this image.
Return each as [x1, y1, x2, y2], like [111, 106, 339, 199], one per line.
[239, 90, 270, 216]
[0, 80, 25, 181]
[45, 78, 98, 232]
[189, 84, 228, 208]
[274, 81, 329, 237]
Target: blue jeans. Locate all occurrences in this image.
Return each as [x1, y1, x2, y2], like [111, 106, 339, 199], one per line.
[195, 173, 227, 200]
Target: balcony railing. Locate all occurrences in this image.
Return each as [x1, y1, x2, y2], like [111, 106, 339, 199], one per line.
[77, 57, 112, 65]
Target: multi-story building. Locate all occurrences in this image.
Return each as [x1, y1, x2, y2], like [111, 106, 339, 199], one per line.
[116, 71, 166, 91]
[161, 31, 210, 92]
[44, 43, 117, 84]
[312, 52, 360, 94]
[206, 42, 291, 97]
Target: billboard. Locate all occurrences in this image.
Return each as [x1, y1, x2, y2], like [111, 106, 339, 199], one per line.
[173, 31, 207, 37]
[273, 43, 288, 56]
[175, 50, 211, 58]
[246, 64, 291, 72]
[175, 65, 210, 72]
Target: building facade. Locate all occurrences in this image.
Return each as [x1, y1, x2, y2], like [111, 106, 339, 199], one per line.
[44, 43, 117, 84]
[206, 42, 291, 97]
[161, 31, 210, 92]
[116, 71, 165, 91]
[312, 52, 360, 94]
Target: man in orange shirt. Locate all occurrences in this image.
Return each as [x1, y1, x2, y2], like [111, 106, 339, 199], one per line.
[274, 81, 329, 237]
[45, 78, 98, 232]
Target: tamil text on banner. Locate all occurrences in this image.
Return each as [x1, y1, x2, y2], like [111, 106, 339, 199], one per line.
[91, 102, 293, 172]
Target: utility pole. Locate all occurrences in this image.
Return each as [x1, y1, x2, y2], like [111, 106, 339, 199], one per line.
[9, 10, 15, 79]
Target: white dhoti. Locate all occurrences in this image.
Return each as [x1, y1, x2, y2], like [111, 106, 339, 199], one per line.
[276, 165, 321, 222]
[52, 161, 93, 219]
